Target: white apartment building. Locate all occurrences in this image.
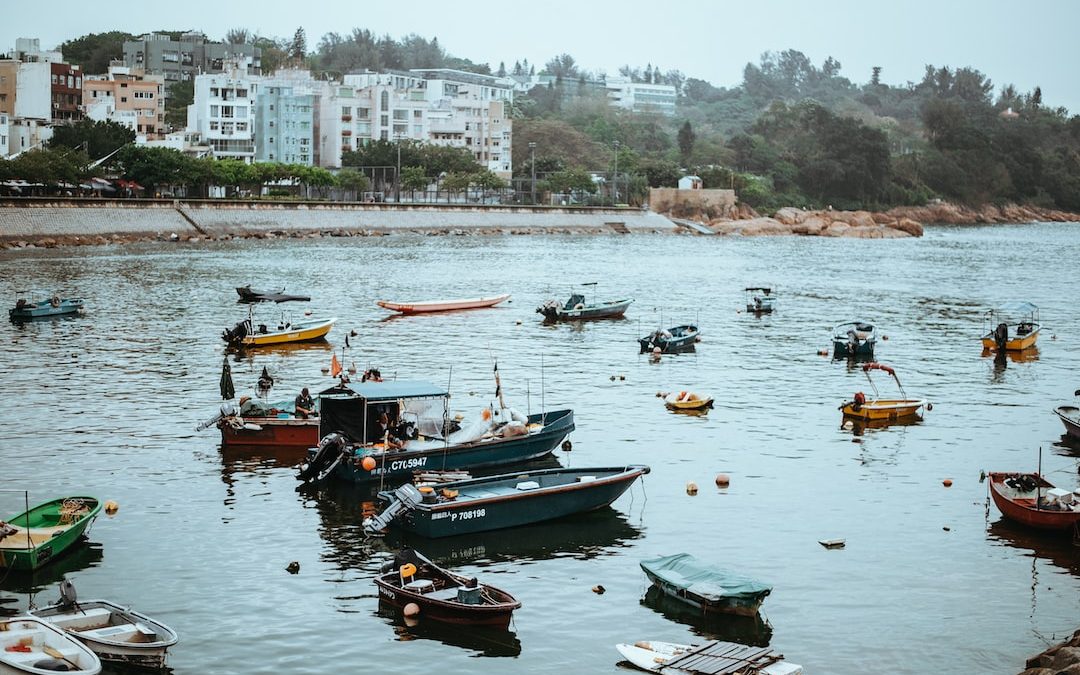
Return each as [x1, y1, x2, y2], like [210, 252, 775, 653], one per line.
[0, 113, 8, 156]
[605, 77, 677, 116]
[187, 59, 258, 162]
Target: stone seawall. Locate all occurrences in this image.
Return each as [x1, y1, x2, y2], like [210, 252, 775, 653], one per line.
[0, 199, 677, 248]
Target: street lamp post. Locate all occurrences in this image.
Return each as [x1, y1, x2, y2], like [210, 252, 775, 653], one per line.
[529, 141, 537, 205]
[612, 140, 620, 206]
[395, 133, 402, 203]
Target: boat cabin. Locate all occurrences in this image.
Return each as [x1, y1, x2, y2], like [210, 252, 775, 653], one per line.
[319, 380, 450, 444]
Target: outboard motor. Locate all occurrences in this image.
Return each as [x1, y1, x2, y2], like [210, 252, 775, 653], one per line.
[536, 300, 560, 321]
[222, 319, 252, 348]
[993, 322, 1009, 352]
[298, 433, 349, 483]
[57, 579, 78, 609]
[196, 402, 238, 432]
[257, 366, 274, 392]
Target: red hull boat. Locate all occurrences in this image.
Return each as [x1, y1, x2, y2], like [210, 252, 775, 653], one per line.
[988, 472, 1080, 531]
[219, 417, 319, 449]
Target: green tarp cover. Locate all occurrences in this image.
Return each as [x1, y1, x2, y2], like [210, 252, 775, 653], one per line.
[641, 553, 772, 602]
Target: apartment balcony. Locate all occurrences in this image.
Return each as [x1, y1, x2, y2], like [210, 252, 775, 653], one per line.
[342, 129, 352, 136]
[341, 115, 352, 122]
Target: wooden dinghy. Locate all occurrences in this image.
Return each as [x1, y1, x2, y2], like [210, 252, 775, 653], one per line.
[29, 582, 178, 669]
[663, 391, 713, 411]
[0, 497, 100, 571]
[840, 362, 928, 422]
[364, 465, 650, 538]
[639, 553, 771, 617]
[374, 549, 520, 628]
[616, 639, 802, 675]
[376, 293, 510, 314]
[988, 472, 1080, 531]
[0, 617, 101, 674]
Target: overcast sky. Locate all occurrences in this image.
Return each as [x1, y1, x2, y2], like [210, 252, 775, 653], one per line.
[4, 0, 1079, 113]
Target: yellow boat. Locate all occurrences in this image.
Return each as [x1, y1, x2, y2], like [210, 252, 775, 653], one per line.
[980, 302, 1040, 352]
[223, 316, 336, 348]
[840, 363, 928, 422]
[663, 391, 714, 411]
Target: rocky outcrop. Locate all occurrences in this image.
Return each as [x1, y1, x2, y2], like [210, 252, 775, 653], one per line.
[1021, 629, 1080, 673]
[888, 202, 1080, 225]
[704, 207, 923, 238]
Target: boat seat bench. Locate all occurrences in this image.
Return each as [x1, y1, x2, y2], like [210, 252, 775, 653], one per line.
[79, 624, 142, 641]
[47, 607, 112, 630]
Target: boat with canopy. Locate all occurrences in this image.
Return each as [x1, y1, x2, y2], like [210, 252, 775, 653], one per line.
[981, 302, 1040, 352]
[831, 321, 875, 359]
[744, 286, 777, 314]
[839, 362, 928, 422]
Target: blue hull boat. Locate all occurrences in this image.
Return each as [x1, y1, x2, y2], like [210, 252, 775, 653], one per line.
[9, 296, 84, 321]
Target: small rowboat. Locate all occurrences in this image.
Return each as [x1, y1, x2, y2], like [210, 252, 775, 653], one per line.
[222, 317, 335, 349]
[0, 617, 102, 674]
[374, 549, 520, 628]
[1055, 405, 1080, 440]
[376, 293, 511, 314]
[988, 472, 1080, 531]
[30, 582, 178, 669]
[0, 497, 101, 571]
[832, 320, 875, 359]
[616, 639, 802, 675]
[840, 362, 927, 422]
[981, 302, 1040, 352]
[640, 325, 699, 353]
[639, 553, 772, 617]
[663, 391, 713, 411]
[9, 295, 84, 321]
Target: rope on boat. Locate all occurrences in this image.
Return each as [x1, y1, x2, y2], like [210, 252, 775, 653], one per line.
[59, 499, 91, 524]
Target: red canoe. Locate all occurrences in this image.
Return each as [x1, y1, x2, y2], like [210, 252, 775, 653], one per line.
[988, 472, 1080, 531]
[376, 294, 510, 314]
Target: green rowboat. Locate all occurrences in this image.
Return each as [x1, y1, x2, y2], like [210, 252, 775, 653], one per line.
[0, 496, 101, 571]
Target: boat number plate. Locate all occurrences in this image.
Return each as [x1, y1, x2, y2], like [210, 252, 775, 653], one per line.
[449, 508, 486, 522]
[367, 457, 429, 474]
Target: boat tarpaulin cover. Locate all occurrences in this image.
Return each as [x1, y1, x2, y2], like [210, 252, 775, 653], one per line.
[641, 553, 772, 602]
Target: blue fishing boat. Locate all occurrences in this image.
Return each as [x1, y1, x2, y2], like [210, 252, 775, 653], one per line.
[832, 321, 876, 359]
[298, 380, 574, 485]
[9, 294, 85, 321]
[640, 553, 772, 617]
[363, 465, 650, 538]
[639, 325, 699, 353]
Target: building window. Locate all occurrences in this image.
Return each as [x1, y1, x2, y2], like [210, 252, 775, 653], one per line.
[358, 107, 370, 119]
[380, 115, 388, 127]
[380, 91, 389, 108]
[210, 105, 219, 117]
[413, 110, 422, 119]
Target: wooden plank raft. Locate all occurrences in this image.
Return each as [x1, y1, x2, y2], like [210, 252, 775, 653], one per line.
[662, 640, 783, 674]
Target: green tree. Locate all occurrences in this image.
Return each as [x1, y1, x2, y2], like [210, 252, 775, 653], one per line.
[540, 168, 596, 194]
[399, 166, 429, 195]
[335, 168, 370, 199]
[165, 80, 194, 130]
[289, 27, 307, 62]
[677, 121, 696, 164]
[59, 31, 134, 74]
[49, 120, 135, 159]
[117, 146, 189, 193]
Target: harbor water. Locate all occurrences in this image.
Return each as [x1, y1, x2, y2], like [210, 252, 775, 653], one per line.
[1, 223, 1078, 674]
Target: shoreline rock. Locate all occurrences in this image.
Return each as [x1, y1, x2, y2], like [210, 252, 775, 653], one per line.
[1020, 628, 1080, 674]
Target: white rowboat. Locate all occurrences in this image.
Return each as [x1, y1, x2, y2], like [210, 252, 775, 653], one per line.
[377, 294, 511, 314]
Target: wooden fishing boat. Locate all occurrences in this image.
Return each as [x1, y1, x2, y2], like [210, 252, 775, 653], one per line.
[639, 325, 699, 353]
[0, 497, 101, 571]
[662, 391, 714, 411]
[235, 285, 310, 303]
[298, 380, 574, 486]
[639, 553, 771, 617]
[832, 321, 875, 359]
[1055, 404, 1080, 440]
[376, 293, 511, 314]
[840, 362, 928, 422]
[9, 295, 84, 321]
[29, 582, 178, 669]
[616, 639, 802, 675]
[745, 286, 777, 314]
[537, 286, 633, 321]
[981, 302, 1040, 351]
[374, 549, 520, 628]
[0, 617, 102, 674]
[222, 316, 335, 349]
[988, 472, 1080, 531]
[198, 399, 320, 450]
[364, 465, 650, 538]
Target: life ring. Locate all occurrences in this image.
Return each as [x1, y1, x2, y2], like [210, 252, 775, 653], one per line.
[574, 303, 585, 310]
[50, 295, 61, 308]
[852, 391, 865, 411]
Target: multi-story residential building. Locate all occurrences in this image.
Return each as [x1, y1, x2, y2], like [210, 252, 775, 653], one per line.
[83, 63, 165, 139]
[50, 61, 82, 122]
[254, 84, 314, 164]
[605, 77, 677, 116]
[187, 59, 257, 162]
[0, 112, 8, 155]
[123, 32, 261, 87]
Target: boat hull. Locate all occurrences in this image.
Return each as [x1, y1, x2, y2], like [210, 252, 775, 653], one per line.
[9, 299, 84, 320]
[539, 299, 633, 321]
[0, 617, 102, 674]
[332, 410, 574, 484]
[642, 571, 767, 616]
[377, 294, 511, 314]
[219, 417, 319, 449]
[989, 472, 1080, 531]
[30, 600, 178, 669]
[0, 497, 101, 571]
[841, 399, 926, 421]
[1055, 406, 1080, 439]
[981, 327, 1040, 351]
[241, 318, 335, 346]
[639, 325, 699, 353]
[374, 581, 518, 628]
[832, 338, 875, 359]
[396, 466, 648, 538]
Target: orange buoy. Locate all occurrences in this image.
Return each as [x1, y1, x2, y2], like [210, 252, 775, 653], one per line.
[104, 500, 119, 516]
[686, 481, 698, 495]
[715, 474, 730, 487]
[482, 408, 492, 421]
[404, 603, 420, 617]
[882, 335, 889, 341]
[942, 479, 953, 487]
[817, 349, 828, 356]
[361, 456, 377, 471]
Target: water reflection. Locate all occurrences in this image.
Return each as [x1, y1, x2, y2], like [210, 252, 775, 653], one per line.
[0, 541, 104, 596]
[980, 347, 1040, 364]
[842, 415, 924, 437]
[986, 520, 1080, 576]
[230, 340, 334, 362]
[639, 585, 773, 646]
[374, 606, 522, 657]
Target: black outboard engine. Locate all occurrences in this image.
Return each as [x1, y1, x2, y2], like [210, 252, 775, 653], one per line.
[58, 579, 78, 608]
[222, 319, 252, 348]
[994, 322, 1009, 352]
[298, 433, 349, 483]
[257, 366, 274, 392]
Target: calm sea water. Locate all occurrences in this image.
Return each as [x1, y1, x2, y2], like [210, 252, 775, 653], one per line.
[1, 224, 1078, 674]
